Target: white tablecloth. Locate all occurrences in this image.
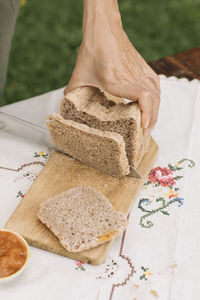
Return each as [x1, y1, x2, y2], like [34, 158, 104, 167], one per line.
[0, 75, 200, 300]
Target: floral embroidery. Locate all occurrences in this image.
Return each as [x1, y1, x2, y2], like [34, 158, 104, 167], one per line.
[140, 266, 153, 280]
[16, 191, 25, 200]
[145, 159, 195, 188]
[163, 188, 179, 199]
[141, 199, 152, 206]
[139, 159, 195, 228]
[139, 197, 184, 228]
[148, 166, 176, 187]
[34, 152, 48, 159]
[75, 261, 85, 271]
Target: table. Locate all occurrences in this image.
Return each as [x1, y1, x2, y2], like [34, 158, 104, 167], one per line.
[149, 46, 200, 80]
[0, 47, 200, 300]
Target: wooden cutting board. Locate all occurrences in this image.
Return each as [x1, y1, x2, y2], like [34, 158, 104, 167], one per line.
[5, 138, 158, 265]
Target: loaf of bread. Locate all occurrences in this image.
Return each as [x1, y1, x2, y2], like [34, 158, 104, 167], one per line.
[37, 186, 128, 252]
[47, 113, 130, 177]
[60, 86, 150, 168]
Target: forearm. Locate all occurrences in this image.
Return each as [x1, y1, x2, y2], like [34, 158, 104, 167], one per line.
[66, 0, 160, 131]
[82, 0, 123, 41]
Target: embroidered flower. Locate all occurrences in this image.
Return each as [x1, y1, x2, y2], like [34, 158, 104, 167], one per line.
[164, 189, 179, 199]
[16, 191, 25, 200]
[139, 159, 195, 228]
[177, 198, 184, 207]
[144, 269, 152, 277]
[149, 167, 175, 187]
[141, 199, 152, 206]
[34, 152, 48, 159]
[75, 261, 85, 271]
[140, 266, 153, 280]
[38, 151, 44, 157]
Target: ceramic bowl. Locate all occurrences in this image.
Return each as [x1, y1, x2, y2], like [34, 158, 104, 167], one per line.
[0, 229, 30, 282]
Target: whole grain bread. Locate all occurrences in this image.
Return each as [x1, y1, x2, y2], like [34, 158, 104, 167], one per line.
[60, 87, 150, 168]
[60, 86, 150, 168]
[47, 113, 130, 177]
[37, 186, 128, 252]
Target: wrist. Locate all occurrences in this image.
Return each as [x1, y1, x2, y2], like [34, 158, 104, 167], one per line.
[82, 0, 123, 39]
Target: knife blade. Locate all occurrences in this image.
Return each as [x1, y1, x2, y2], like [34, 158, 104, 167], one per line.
[127, 166, 141, 179]
[0, 111, 142, 178]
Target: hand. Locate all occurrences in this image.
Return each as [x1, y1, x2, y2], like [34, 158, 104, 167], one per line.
[64, 0, 160, 131]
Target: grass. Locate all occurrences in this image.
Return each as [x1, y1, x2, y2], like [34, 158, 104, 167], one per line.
[2, 0, 200, 106]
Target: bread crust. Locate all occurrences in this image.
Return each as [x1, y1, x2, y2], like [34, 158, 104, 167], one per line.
[47, 113, 130, 177]
[61, 86, 150, 168]
[37, 186, 128, 252]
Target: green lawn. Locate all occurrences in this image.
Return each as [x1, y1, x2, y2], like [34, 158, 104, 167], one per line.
[2, 0, 200, 106]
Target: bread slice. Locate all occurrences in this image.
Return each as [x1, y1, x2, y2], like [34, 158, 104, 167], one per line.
[60, 86, 150, 168]
[37, 186, 128, 252]
[47, 113, 130, 177]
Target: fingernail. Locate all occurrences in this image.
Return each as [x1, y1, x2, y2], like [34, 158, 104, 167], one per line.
[143, 120, 149, 129]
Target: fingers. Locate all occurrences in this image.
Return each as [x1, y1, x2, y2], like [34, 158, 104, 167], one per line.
[147, 93, 160, 130]
[101, 82, 160, 130]
[137, 90, 153, 129]
[120, 85, 160, 130]
[64, 73, 160, 131]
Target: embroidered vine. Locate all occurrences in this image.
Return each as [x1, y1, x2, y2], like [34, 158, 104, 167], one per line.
[139, 159, 195, 228]
[75, 261, 86, 271]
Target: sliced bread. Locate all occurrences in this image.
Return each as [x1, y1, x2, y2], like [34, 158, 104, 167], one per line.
[60, 86, 150, 168]
[47, 113, 130, 177]
[37, 186, 128, 252]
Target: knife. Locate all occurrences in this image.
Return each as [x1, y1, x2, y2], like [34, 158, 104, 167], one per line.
[0, 111, 142, 179]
